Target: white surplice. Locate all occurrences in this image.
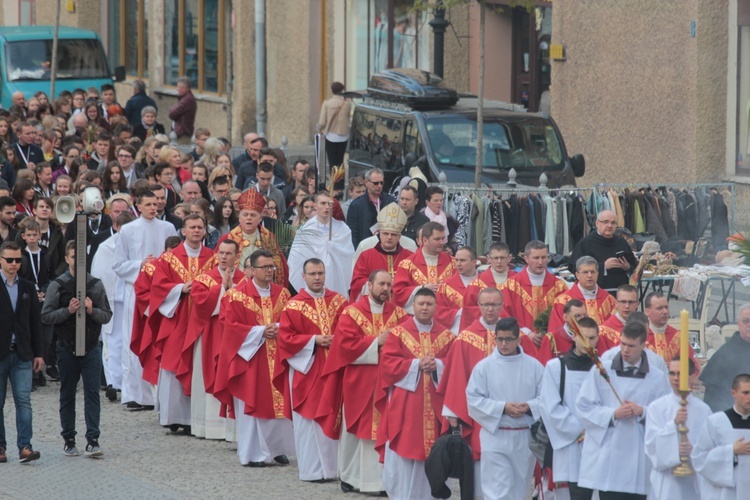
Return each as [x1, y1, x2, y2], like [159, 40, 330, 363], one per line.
[575, 352, 671, 496]
[600, 344, 668, 373]
[645, 392, 712, 500]
[692, 410, 750, 500]
[539, 357, 588, 483]
[112, 216, 178, 406]
[91, 233, 123, 389]
[287, 216, 354, 298]
[466, 347, 543, 500]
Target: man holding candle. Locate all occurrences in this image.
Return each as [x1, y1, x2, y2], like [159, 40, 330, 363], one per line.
[645, 356, 712, 499]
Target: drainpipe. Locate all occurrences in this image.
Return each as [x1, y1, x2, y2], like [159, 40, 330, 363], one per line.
[255, 0, 267, 137]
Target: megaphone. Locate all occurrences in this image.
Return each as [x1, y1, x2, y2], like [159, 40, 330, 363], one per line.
[55, 195, 76, 224]
[81, 186, 104, 214]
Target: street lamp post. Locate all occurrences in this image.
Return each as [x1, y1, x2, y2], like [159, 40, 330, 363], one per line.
[429, 0, 450, 78]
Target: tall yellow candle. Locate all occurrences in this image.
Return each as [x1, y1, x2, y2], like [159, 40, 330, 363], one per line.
[680, 309, 690, 392]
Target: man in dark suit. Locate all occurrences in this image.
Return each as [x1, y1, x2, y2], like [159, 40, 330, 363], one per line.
[346, 168, 395, 249]
[0, 241, 44, 464]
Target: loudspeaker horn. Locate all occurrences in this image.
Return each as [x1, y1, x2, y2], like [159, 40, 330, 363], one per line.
[55, 195, 76, 224]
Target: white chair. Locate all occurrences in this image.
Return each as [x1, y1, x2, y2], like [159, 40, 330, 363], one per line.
[668, 282, 712, 353]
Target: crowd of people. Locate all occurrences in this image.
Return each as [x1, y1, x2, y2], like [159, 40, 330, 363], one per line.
[0, 80, 748, 500]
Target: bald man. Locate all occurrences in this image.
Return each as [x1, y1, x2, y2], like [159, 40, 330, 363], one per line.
[570, 209, 638, 294]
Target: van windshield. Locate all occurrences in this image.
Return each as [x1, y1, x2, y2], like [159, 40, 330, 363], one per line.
[5, 39, 110, 81]
[424, 115, 564, 170]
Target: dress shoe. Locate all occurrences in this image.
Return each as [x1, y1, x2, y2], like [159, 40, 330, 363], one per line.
[46, 365, 60, 381]
[19, 447, 40, 463]
[105, 386, 118, 402]
[247, 461, 266, 468]
[125, 402, 143, 411]
[168, 424, 181, 433]
[340, 481, 354, 493]
[273, 454, 289, 465]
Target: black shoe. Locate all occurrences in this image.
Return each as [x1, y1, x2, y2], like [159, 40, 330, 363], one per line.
[141, 405, 155, 411]
[105, 386, 118, 402]
[378, 492, 387, 497]
[46, 365, 60, 381]
[182, 425, 191, 435]
[340, 481, 354, 493]
[247, 461, 266, 468]
[273, 454, 289, 465]
[168, 424, 181, 433]
[125, 402, 143, 411]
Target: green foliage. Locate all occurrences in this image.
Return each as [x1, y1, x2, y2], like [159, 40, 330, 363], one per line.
[533, 305, 552, 334]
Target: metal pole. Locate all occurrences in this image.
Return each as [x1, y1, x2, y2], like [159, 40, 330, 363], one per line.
[428, 0, 449, 77]
[255, 0, 267, 136]
[74, 213, 87, 356]
[225, 1, 233, 143]
[50, 0, 62, 99]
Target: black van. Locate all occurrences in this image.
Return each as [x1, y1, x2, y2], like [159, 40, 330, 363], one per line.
[346, 69, 585, 189]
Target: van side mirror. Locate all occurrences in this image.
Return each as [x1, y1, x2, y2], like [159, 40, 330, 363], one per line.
[114, 66, 126, 83]
[571, 154, 585, 177]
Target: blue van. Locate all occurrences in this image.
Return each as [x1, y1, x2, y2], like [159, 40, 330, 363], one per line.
[0, 26, 124, 109]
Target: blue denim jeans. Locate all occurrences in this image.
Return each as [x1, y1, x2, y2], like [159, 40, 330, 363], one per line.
[57, 343, 102, 443]
[0, 350, 34, 452]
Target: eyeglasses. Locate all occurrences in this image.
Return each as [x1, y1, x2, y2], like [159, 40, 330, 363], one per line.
[479, 303, 503, 309]
[369, 181, 384, 185]
[1, 257, 22, 263]
[495, 336, 518, 344]
[740, 318, 750, 325]
[253, 265, 277, 271]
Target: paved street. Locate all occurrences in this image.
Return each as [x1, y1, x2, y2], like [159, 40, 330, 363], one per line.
[1, 384, 349, 499]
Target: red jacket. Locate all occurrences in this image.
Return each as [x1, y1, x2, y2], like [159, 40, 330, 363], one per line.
[168, 90, 197, 138]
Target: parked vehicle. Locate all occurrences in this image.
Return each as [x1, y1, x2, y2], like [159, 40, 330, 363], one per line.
[0, 26, 124, 109]
[346, 68, 585, 189]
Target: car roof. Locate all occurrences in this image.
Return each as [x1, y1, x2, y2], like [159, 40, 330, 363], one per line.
[0, 26, 99, 42]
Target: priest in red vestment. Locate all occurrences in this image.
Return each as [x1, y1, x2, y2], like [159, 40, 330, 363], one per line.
[316, 270, 408, 494]
[350, 203, 412, 302]
[392, 221, 455, 314]
[437, 287, 537, 494]
[460, 242, 518, 331]
[502, 241, 567, 340]
[273, 258, 348, 482]
[435, 246, 478, 331]
[548, 256, 616, 332]
[644, 292, 699, 372]
[376, 288, 454, 499]
[149, 215, 214, 431]
[215, 189, 288, 287]
[181, 239, 244, 439]
[132, 236, 182, 386]
[538, 299, 613, 365]
[213, 249, 295, 466]
[599, 284, 640, 346]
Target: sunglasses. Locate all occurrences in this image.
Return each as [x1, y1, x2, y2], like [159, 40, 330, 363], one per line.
[370, 181, 384, 185]
[1, 256, 22, 263]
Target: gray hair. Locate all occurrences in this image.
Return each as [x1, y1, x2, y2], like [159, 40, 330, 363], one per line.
[177, 76, 192, 89]
[738, 303, 750, 317]
[576, 255, 599, 272]
[132, 79, 146, 92]
[364, 168, 384, 182]
[141, 106, 157, 117]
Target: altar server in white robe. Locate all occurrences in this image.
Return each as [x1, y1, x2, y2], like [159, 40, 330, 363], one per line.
[575, 320, 671, 500]
[466, 317, 544, 500]
[645, 356, 711, 500]
[692, 373, 750, 500]
[287, 191, 354, 298]
[540, 317, 602, 500]
[112, 191, 178, 407]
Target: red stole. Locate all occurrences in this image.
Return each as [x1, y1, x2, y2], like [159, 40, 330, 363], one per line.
[213, 280, 291, 419]
[350, 244, 413, 302]
[435, 272, 472, 328]
[315, 296, 407, 441]
[538, 325, 614, 366]
[600, 314, 625, 347]
[547, 284, 617, 333]
[273, 289, 348, 420]
[131, 260, 159, 385]
[647, 324, 700, 373]
[502, 268, 568, 331]
[460, 268, 518, 332]
[392, 249, 456, 308]
[375, 317, 454, 462]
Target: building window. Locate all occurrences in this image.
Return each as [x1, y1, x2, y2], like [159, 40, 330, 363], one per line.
[108, 0, 149, 78]
[164, 0, 226, 94]
[19, 0, 35, 25]
[345, 0, 431, 91]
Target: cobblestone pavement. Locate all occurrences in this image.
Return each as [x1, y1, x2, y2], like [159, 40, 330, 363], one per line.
[0, 382, 373, 499]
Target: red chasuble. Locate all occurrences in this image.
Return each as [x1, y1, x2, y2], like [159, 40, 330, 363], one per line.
[375, 318, 454, 462]
[213, 280, 291, 419]
[459, 268, 518, 332]
[647, 325, 700, 373]
[149, 243, 214, 394]
[599, 314, 625, 347]
[215, 225, 289, 287]
[537, 325, 614, 366]
[315, 296, 408, 441]
[132, 260, 159, 385]
[273, 289, 348, 420]
[180, 266, 245, 395]
[350, 244, 413, 302]
[547, 283, 617, 333]
[502, 268, 568, 332]
[392, 250, 456, 308]
[434, 272, 472, 328]
[436, 319, 538, 461]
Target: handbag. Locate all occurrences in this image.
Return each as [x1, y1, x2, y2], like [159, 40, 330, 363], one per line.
[529, 358, 565, 468]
